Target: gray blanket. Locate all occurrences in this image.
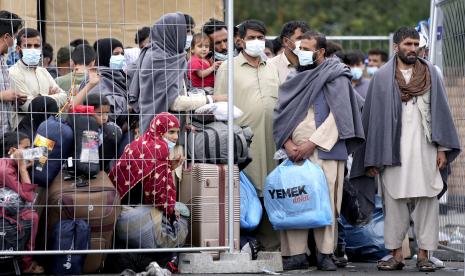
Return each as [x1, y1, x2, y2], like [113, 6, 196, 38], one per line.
[129, 12, 187, 133]
[273, 58, 365, 152]
[350, 56, 461, 197]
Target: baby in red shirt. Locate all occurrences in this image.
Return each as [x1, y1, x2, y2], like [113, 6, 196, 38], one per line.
[187, 33, 222, 88]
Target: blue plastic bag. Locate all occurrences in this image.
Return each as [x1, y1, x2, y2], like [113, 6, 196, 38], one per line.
[264, 159, 332, 230]
[240, 172, 263, 230]
[341, 196, 389, 262]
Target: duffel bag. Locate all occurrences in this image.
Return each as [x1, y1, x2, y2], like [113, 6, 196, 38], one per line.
[187, 121, 253, 167]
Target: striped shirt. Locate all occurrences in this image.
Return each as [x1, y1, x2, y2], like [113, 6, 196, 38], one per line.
[0, 56, 13, 137]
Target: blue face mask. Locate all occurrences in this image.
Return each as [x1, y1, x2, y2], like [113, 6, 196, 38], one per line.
[21, 48, 41, 66]
[185, 35, 193, 50]
[297, 50, 315, 66]
[366, 66, 378, 76]
[109, 54, 125, 70]
[351, 67, 363, 80]
[214, 51, 228, 61]
[163, 138, 176, 151]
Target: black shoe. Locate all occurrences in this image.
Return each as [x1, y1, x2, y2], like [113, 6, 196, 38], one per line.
[331, 254, 348, 268]
[317, 253, 337, 271]
[282, 254, 309, 271]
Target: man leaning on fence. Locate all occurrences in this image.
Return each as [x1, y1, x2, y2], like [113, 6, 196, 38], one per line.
[0, 11, 25, 137]
[273, 30, 364, 271]
[350, 27, 460, 272]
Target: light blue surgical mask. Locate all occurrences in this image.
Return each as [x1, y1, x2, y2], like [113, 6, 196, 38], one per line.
[214, 51, 228, 61]
[163, 138, 176, 151]
[366, 66, 378, 76]
[109, 54, 125, 70]
[351, 67, 363, 80]
[21, 48, 41, 66]
[185, 35, 193, 50]
[297, 50, 315, 66]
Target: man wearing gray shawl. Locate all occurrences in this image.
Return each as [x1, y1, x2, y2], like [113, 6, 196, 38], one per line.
[350, 27, 460, 272]
[129, 13, 224, 133]
[273, 31, 364, 271]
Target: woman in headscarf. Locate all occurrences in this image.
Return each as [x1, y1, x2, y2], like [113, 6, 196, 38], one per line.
[80, 38, 128, 128]
[129, 12, 226, 133]
[109, 112, 183, 216]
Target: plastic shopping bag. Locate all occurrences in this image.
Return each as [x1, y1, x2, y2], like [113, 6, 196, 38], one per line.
[264, 159, 332, 230]
[240, 172, 262, 230]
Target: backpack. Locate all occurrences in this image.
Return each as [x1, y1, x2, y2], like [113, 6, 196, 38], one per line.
[0, 217, 32, 252]
[50, 219, 90, 275]
[187, 121, 253, 168]
[32, 116, 73, 187]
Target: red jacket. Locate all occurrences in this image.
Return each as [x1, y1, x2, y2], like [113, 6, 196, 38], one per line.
[0, 158, 37, 202]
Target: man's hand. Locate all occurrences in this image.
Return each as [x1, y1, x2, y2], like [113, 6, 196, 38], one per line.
[1, 89, 27, 104]
[437, 151, 447, 170]
[284, 139, 299, 162]
[212, 94, 228, 102]
[366, 166, 379, 177]
[213, 61, 223, 71]
[295, 141, 316, 162]
[48, 86, 61, 95]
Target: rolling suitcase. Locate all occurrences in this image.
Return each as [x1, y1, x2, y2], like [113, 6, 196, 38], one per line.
[47, 170, 121, 273]
[179, 163, 240, 255]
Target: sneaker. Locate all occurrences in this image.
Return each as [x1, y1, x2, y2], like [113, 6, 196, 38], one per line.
[317, 253, 337, 271]
[282, 254, 309, 271]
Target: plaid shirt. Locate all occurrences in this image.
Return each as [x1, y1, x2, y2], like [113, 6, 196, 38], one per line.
[0, 56, 13, 137]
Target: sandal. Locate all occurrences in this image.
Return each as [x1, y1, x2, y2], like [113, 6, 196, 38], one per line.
[23, 261, 44, 274]
[417, 258, 435, 272]
[377, 256, 405, 271]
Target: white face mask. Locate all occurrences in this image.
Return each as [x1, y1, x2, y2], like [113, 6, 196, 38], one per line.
[214, 51, 228, 61]
[7, 38, 16, 56]
[163, 137, 176, 151]
[350, 67, 363, 80]
[185, 35, 193, 50]
[109, 54, 125, 70]
[21, 48, 41, 66]
[367, 66, 378, 76]
[292, 40, 301, 56]
[297, 50, 315, 66]
[244, 39, 265, 57]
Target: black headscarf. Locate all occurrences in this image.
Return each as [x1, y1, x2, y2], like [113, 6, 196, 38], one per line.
[17, 96, 59, 140]
[93, 38, 124, 67]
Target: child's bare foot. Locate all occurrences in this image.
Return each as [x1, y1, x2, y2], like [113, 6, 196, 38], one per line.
[23, 261, 44, 274]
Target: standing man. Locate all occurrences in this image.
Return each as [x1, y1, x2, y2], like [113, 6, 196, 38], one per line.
[0, 10, 25, 137]
[350, 27, 460, 272]
[268, 20, 310, 84]
[273, 30, 364, 271]
[202, 18, 228, 61]
[215, 19, 280, 251]
[366, 48, 388, 77]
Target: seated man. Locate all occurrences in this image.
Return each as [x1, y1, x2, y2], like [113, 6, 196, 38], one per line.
[8, 28, 67, 127]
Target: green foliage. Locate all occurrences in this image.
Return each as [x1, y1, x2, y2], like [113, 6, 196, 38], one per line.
[234, 0, 430, 36]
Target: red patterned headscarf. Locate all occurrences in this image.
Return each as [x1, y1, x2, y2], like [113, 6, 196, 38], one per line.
[109, 112, 180, 215]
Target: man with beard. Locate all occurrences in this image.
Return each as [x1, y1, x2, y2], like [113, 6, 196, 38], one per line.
[350, 27, 460, 272]
[202, 18, 228, 61]
[273, 30, 364, 271]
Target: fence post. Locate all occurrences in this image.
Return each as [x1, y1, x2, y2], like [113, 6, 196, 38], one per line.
[226, 0, 235, 254]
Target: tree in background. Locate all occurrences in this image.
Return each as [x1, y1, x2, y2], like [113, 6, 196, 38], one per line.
[235, 0, 430, 36]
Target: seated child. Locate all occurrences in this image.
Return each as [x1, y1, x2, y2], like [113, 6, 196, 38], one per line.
[0, 132, 43, 274]
[109, 112, 184, 216]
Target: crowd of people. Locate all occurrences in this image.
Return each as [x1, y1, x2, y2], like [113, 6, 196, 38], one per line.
[0, 7, 460, 274]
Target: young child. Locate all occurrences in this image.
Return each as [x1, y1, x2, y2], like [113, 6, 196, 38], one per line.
[187, 33, 222, 89]
[0, 132, 44, 274]
[83, 94, 122, 172]
[110, 112, 184, 216]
